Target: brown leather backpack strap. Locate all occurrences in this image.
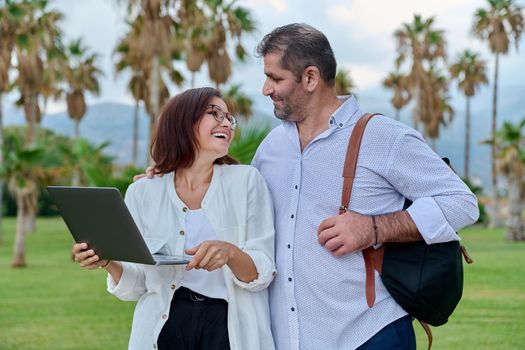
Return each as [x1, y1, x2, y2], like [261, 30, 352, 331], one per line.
[362, 247, 376, 307]
[340, 113, 378, 213]
[418, 320, 433, 350]
[340, 113, 381, 307]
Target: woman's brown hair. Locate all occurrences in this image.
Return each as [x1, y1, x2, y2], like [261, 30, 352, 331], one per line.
[151, 87, 238, 174]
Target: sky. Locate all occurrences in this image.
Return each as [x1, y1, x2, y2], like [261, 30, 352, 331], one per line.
[5, 0, 525, 116]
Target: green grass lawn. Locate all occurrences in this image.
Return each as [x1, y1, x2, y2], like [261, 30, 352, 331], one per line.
[0, 218, 524, 350]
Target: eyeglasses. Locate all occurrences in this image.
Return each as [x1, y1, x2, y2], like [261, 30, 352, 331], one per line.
[207, 104, 237, 130]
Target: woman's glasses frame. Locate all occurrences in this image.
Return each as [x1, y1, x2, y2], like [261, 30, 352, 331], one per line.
[207, 104, 237, 130]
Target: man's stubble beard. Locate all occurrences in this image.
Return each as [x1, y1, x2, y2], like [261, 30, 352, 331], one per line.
[272, 95, 308, 123]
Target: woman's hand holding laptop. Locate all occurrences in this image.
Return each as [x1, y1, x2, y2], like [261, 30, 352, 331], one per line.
[72, 242, 123, 283]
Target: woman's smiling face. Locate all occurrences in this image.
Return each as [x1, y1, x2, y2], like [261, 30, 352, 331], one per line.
[195, 96, 235, 161]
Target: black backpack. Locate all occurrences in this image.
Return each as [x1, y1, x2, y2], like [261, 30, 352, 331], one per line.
[340, 114, 473, 348]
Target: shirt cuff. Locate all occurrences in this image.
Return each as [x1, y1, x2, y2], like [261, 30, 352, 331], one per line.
[106, 262, 138, 296]
[406, 197, 460, 244]
[231, 250, 276, 292]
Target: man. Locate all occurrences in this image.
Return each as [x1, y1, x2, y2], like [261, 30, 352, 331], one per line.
[250, 23, 479, 349]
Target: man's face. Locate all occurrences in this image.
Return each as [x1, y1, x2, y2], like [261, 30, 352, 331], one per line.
[262, 52, 307, 122]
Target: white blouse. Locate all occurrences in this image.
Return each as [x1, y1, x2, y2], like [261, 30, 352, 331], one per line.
[106, 164, 276, 350]
[179, 208, 227, 300]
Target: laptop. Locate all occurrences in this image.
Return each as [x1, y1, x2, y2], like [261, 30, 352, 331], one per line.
[47, 186, 191, 265]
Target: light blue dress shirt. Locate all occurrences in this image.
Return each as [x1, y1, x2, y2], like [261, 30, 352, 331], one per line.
[252, 96, 479, 350]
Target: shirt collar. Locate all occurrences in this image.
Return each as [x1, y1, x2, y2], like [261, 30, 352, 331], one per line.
[329, 95, 363, 129]
[280, 95, 364, 149]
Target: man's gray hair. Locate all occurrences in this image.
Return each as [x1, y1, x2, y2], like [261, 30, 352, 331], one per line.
[256, 23, 337, 86]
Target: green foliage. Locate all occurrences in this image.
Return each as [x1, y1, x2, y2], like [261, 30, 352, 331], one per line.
[0, 127, 60, 190]
[0, 127, 116, 216]
[94, 165, 146, 197]
[57, 137, 114, 186]
[228, 125, 272, 164]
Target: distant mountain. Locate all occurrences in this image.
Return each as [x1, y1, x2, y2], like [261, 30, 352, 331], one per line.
[2, 101, 277, 168]
[3, 84, 524, 191]
[4, 102, 152, 166]
[358, 83, 525, 191]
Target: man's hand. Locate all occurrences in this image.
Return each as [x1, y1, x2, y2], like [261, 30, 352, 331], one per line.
[317, 211, 374, 256]
[133, 166, 158, 182]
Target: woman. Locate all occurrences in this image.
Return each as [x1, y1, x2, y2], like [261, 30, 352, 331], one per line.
[72, 87, 276, 350]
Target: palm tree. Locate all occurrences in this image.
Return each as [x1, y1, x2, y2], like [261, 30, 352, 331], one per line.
[382, 71, 411, 121]
[58, 138, 114, 187]
[64, 38, 102, 139]
[335, 68, 357, 96]
[114, 17, 149, 166]
[394, 15, 447, 132]
[203, 0, 256, 90]
[6, 1, 64, 262]
[178, 1, 207, 88]
[450, 50, 488, 180]
[177, 0, 256, 90]
[492, 119, 525, 240]
[121, 1, 182, 157]
[63, 40, 101, 138]
[473, 0, 524, 227]
[13, 0, 64, 144]
[118, 3, 185, 164]
[0, 0, 19, 244]
[423, 68, 454, 149]
[62, 38, 102, 186]
[2, 127, 61, 267]
[223, 84, 253, 120]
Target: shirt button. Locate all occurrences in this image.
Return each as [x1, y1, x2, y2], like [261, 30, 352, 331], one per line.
[171, 284, 176, 290]
[153, 345, 157, 349]
[182, 207, 188, 212]
[291, 307, 295, 312]
[288, 277, 292, 282]
[162, 314, 168, 320]
[291, 214, 294, 219]
[287, 244, 291, 249]
[330, 120, 334, 125]
[339, 123, 343, 127]
[179, 230, 185, 236]
[295, 185, 298, 189]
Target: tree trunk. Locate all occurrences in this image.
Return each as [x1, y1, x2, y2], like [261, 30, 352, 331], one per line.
[148, 55, 160, 166]
[395, 109, 400, 121]
[25, 185, 38, 234]
[464, 97, 471, 180]
[132, 100, 139, 166]
[490, 53, 501, 228]
[11, 180, 39, 267]
[0, 93, 4, 245]
[71, 166, 81, 187]
[506, 176, 525, 241]
[191, 72, 195, 89]
[11, 190, 29, 267]
[26, 92, 38, 145]
[75, 119, 80, 139]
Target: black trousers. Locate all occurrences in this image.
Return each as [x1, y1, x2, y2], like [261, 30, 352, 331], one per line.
[157, 287, 230, 350]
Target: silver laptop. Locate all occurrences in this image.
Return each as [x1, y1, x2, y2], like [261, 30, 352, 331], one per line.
[48, 186, 190, 265]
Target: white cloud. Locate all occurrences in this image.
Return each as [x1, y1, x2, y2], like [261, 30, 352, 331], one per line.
[326, 0, 481, 36]
[44, 100, 67, 115]
[339, 63, 386, 90]
[240, 0, 288, 14]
